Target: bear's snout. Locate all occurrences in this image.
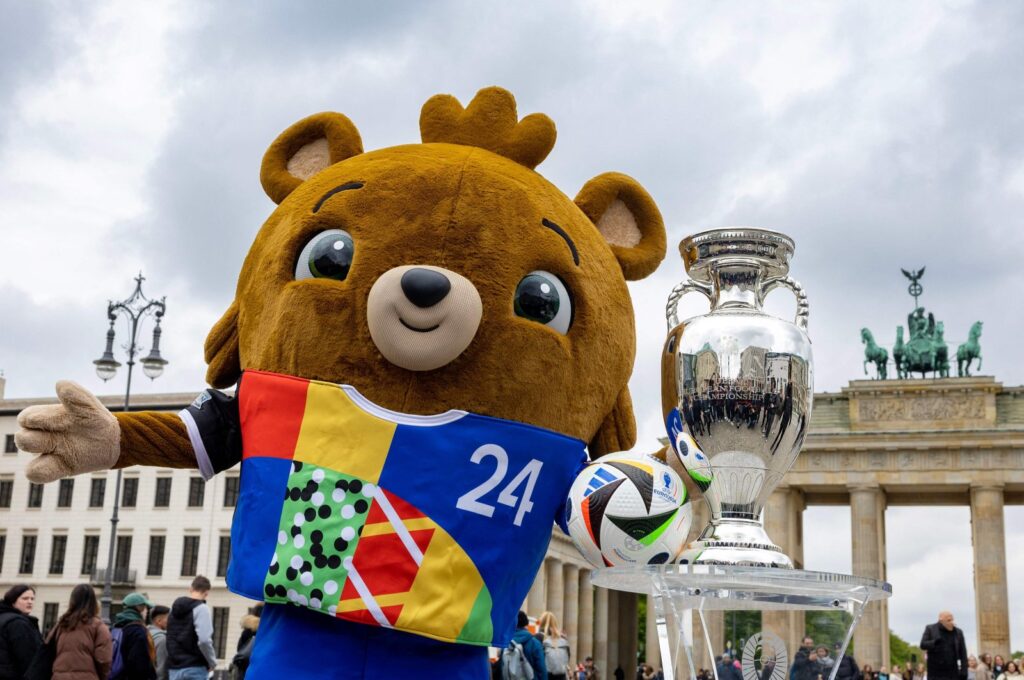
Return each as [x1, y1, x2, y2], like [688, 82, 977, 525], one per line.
[367, 265, 482, 371]
[400, 268, 451, 308]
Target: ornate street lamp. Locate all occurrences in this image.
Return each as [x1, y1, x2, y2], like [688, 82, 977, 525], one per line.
[92, 273, 167, 623]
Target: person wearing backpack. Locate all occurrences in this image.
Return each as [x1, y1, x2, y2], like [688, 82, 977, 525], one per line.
[537, 611, 571, 680]
[111, 592, 157, 680]
[0, 584, 43, 680]
[50, 583, 112, 680]
[498, 611, 547, 680]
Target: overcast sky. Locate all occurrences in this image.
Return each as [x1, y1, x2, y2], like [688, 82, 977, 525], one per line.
[1, 0, 1022, 656]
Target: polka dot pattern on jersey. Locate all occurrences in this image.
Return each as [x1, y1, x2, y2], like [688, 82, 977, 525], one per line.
[263, 462, 373, 613]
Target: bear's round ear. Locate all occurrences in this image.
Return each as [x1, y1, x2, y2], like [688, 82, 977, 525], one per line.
[574, 172, 666, 281]
[260, 112, 364, 204]
[204, 301, 241, 388]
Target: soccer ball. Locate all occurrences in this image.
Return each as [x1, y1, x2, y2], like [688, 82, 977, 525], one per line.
[566, 452, 692, 568]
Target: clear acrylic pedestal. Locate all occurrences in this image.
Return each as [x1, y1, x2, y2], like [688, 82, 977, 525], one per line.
[592, 565, 892, 680]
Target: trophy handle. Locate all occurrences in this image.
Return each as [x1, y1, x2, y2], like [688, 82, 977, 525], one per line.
[665, 280, 713, 329]
[762, 275, 810, 331]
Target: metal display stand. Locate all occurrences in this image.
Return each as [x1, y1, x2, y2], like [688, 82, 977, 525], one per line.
[592, 565, 892, 680]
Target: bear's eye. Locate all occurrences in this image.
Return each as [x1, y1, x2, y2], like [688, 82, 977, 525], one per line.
[513, 270, 573, 335]
[295, 229, 354, 281]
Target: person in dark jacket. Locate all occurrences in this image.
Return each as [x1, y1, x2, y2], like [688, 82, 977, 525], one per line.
[835, 651, 861, 680]
[716, 654, 743, 680]
[113, 592, 157, 680]
[920, 611, 968, 680]
[167, 576, 217, 680]
[0, 584, 43, 680]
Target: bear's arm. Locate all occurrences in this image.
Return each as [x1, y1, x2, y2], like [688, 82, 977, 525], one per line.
[113, 411, 198, 469]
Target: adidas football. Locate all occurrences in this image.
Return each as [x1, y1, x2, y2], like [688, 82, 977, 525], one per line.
[566, 452, 692, 568]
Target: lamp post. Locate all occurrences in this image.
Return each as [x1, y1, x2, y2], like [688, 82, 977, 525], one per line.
[93, 273, 167, 623]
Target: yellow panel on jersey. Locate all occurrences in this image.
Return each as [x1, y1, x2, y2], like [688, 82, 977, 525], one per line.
[395, 525, 490, 644]
[293, 381, 396, 483]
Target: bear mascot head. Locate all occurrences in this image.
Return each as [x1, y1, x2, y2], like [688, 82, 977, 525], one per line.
[18, 86, 665, 678]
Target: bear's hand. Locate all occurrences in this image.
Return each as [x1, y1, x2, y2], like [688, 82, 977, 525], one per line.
[16, 381, 120, 483]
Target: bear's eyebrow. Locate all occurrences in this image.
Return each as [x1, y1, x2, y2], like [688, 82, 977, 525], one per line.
[541, 218, 580, 266]
[312, 181, 364, 213]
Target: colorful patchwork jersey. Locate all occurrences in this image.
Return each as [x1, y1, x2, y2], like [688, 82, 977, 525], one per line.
[180, 370, 587, 647]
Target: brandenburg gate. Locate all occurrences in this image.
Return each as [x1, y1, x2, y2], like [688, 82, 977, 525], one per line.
[690, 375, 1023, 668]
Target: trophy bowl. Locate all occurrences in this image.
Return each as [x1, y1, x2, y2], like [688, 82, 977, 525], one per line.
[662, 227, 813, 568]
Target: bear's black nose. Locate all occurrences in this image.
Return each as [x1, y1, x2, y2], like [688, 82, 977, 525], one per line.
[401, 268, 451, 308]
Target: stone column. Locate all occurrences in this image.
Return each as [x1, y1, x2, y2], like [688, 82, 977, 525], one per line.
[595, 587, 610, 678]
[579, 571, 595, 664]
[619, 592, 638, 673]
[763, 487, 806, 657]
[546, 557, 565, 624]
[646, 594, 661, 669]
[849, 484, 889, 668]
[608, 590, 620, 674]
[970, 484, 1010, 656]
[526, 559, 547, 616]
[564, 563, 580, 667]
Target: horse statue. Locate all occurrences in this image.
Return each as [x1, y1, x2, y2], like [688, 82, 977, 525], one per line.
[893, 326, 906, 379]
[861, 328, 888, 379]
[934, 322, 950, 378]
[957, 321, 983, 376]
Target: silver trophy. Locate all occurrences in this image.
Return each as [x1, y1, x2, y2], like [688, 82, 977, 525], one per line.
[662, 227, 813, 568]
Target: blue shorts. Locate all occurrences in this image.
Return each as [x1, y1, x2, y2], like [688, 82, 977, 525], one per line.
[246, 603, 490, 679]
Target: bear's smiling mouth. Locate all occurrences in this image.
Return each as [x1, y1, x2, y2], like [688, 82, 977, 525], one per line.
[399, 317, 441, 333]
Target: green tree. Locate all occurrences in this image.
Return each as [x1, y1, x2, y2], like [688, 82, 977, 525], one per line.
[890, 631, 924, 668]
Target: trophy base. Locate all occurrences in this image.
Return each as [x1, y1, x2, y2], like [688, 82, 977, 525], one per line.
[679, 520, 793, 568]
[591, 564, 892, 680]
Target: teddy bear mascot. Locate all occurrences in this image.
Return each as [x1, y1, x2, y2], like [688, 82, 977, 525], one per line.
[16, 87, 666, 679]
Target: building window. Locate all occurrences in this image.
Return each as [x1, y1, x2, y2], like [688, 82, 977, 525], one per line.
[4, 434, 16, 453]
[147, 535, 166, 577]
[121, 478, 138, 508]
[114, 535, 132, 573]
[89, 478, 106, 508]
[19, 534, 37, 574]
[42, 603, 59, 636]
[212, 607, 230, 658]
[27, 483, 43, 508]
[181, 535, 200, 577]
[81, 535, 100, 576]
[216, 536, 231, 578]
[0, 478, 12, 508]
[0, 534, 6, 570]
[187, 477, 205, 508]
[154, 477, 172, 507]
[49, 535, 67, 575]
[223, 476, 240, 508]
[57, 479, 74, 508]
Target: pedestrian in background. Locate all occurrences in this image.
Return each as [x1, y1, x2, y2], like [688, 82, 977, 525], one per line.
[51, 583, 112, 680]
[112, 592, 157, 680]
[920, 611, 968, 680]
[997, 661, 1022, 680]
[167, 576, 217, 680]
[148, 605, 170, 680]
[537, 611, 571, 680]
[834, 649, 860, 680]
[0, 584, 43, 680]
